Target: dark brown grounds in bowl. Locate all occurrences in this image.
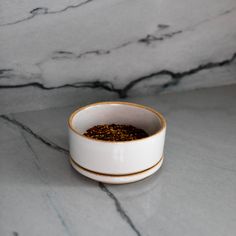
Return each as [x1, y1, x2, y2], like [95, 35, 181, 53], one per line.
[83, 124, 149, 141]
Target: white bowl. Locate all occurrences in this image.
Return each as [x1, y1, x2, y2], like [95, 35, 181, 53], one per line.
[68, 102, 166, 184]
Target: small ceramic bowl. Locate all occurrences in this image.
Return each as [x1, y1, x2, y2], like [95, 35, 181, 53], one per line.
[68, 102, 166, 184]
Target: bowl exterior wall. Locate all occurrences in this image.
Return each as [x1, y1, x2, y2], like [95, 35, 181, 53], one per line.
[69, 128, 166, 175]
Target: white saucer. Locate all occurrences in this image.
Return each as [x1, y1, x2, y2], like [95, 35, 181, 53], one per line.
[70, 156, 164, 184]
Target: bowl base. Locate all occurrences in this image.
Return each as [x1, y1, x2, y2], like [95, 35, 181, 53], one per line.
[70, 156, 164, 184]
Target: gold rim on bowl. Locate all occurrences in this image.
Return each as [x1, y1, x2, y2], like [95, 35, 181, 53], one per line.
[68, 101, 167, 143]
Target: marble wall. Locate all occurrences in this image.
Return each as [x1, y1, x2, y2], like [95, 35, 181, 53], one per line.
[1, 0, 236, 113]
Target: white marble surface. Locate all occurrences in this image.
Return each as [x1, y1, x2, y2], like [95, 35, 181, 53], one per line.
[0, 0, 236, 106]
[1, 85, 236, 236]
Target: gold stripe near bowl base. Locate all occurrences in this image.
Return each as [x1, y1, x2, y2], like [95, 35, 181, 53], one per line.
[69, 155, 164, 177]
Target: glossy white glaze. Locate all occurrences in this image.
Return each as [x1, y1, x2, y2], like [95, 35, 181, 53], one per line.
[70, 156, 164, 184]
[69, 102, 166, 175]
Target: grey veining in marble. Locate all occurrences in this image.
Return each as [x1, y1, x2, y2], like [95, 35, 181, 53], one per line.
[1, 85, 236, 236]
[1, 0, 236, 113]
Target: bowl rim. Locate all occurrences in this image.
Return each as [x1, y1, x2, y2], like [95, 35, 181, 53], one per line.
[68, 101, 166, 143]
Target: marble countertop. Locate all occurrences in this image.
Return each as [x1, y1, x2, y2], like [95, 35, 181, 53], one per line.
[1, 85, 236, 236]
[1, 0, 236, 115]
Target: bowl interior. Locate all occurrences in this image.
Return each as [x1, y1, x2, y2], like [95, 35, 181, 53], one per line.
[71, 103, 163, 136]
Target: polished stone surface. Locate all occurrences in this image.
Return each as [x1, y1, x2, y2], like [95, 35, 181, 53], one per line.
[1, 0, 236, 113]
[0, 85, 236, 235]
